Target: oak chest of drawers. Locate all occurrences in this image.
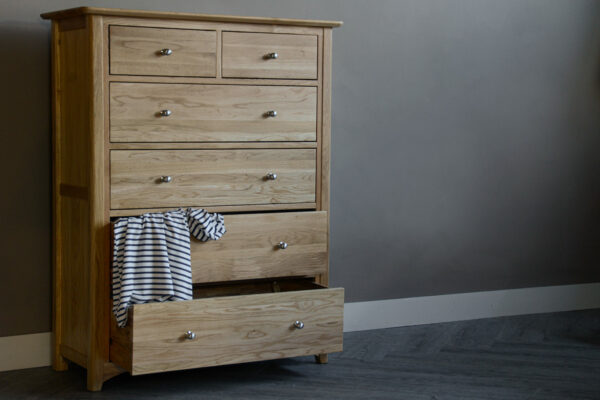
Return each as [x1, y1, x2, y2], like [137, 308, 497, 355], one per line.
[42, 7, 342, 391]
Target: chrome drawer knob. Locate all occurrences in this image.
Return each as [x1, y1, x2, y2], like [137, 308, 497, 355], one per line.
[293, 321, 304, 329]
[185, 330, 196, 340]
[264, 52, 278, 59]
[159, 48, 173, 56]
[264, 110, 278, 118]
[160, 175, 173, 183]
[278, 241, 288, 250]
[159, 109, 172, 117]
[266, 172, 277, 180]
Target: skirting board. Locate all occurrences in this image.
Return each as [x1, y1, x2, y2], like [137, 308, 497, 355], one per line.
[344, 282, 600, 332]
[1, 283, 599, 372]
[0, 332, 51, 372]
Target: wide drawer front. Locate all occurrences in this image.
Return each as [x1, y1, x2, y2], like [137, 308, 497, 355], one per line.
[109, 26, 217, 77]
[119, 286, 344, 375]
[110, 83, 317, 142]
[110, 149, 316, 209]
[222, 32, 318, 79]
[191, 211, 327, 283]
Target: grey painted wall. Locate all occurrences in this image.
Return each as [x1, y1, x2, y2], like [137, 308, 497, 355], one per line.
[1, 0, 599, 337]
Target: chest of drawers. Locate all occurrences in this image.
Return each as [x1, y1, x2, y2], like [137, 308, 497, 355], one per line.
[42, 7, 342, 391]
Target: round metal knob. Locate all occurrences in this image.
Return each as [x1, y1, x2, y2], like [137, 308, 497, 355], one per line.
[264, 110, 278, 118]
[185, 330, 196, 340]
[160, 176, 173, 183]
[264, 52, 278, 59]
[159, 48, 173, 56]
[278, 241, 288, 250]
[159, 109, 172, 117]
[293, 321, 304, 329]
[266, 172, 277, 180]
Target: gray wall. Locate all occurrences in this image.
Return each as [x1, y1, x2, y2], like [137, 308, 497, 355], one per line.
[1, 0, 599, 337]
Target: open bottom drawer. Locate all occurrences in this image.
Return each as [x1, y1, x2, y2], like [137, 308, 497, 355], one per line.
[110, 280, 344, 375]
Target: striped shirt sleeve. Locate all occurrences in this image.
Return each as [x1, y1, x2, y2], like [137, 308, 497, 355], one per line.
[112, 208, 225, 327]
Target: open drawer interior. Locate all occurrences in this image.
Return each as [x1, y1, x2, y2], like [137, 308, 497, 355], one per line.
[191, 277, 326, 299]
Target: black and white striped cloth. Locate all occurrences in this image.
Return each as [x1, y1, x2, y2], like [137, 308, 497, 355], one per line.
[112, 208, 226, 327]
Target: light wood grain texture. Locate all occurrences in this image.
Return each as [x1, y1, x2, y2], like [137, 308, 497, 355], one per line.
[58, 15, 86, 31]
[125, 287, 344, 375]
[110, 142, 317, 150]
[223, 32, 318, 79]
[53, 20, 92, 367]
[41, 7, 343, 27]
[110, 149, 316, 209]
[104, 17, 325, 36]
[59, 198, 90, 356]
[190, 211, 327, 283]
[108, 74, 319, 86]
[109, 203, 316, 217]
[316, 28, 333, 288]
[315, 32, 323, 210]
[50, 20, 68, 372]
[110, 83, 317, 142]
[87, 14, 109, 392]
[109, 26, 216, 77]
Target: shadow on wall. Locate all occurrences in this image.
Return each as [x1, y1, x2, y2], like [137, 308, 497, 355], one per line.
[0, 21, 53, 336]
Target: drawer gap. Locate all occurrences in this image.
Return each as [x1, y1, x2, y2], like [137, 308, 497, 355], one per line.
[192, 277, 324, 299]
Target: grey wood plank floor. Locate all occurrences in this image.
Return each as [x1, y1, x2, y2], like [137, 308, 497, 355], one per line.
[1, 309, 599, 400]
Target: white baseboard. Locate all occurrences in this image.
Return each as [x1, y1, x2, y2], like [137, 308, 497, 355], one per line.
[1, 283, 599, 372]
[0, 332, 51, 372]
[344, 282, 600, 332]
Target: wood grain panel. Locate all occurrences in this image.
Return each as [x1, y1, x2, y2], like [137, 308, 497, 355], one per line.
[128, 287, 344, 375]
[109, 26, 216, 77]
[317, 28, 333, 288]
[110, 83, 317, 142]
[42, 7, 343, 28]
[51, 20, 68, 372]
[107, 75, 319, 86]
[109, 202, 316, 217]
[110, 149, 316, 209]
[54, 21, 92, 365]
[223, 32, 317, 79]
[110, 142, 317, 150]
[191, 211, 327, 283]
[60, 197, 91, 356]
[87, 14, 109, 391]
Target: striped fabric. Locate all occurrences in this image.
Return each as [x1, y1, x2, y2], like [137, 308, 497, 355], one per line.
[112, 208, 226, 327]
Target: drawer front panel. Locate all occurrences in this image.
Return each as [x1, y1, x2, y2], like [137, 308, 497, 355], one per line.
[130, 288, 344, 374]
[109, 26, 217, 77]
[191, 211, 327, 283]
[110, 149, 316, 209]
[110, 83, 317, 142]
[222, 32, 317, 79]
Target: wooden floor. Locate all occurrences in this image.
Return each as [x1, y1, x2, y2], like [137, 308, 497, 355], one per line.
[1, 309, 599, 399]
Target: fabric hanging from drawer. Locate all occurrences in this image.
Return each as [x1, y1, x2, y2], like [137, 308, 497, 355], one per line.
[112, 208, 226, 327]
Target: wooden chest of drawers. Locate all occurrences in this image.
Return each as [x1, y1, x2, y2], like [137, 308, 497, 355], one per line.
[42, 7, 342, 391]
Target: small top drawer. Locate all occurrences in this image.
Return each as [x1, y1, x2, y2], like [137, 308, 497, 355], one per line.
[222, 32, 317, 79]
[109, 26, 217, 77]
